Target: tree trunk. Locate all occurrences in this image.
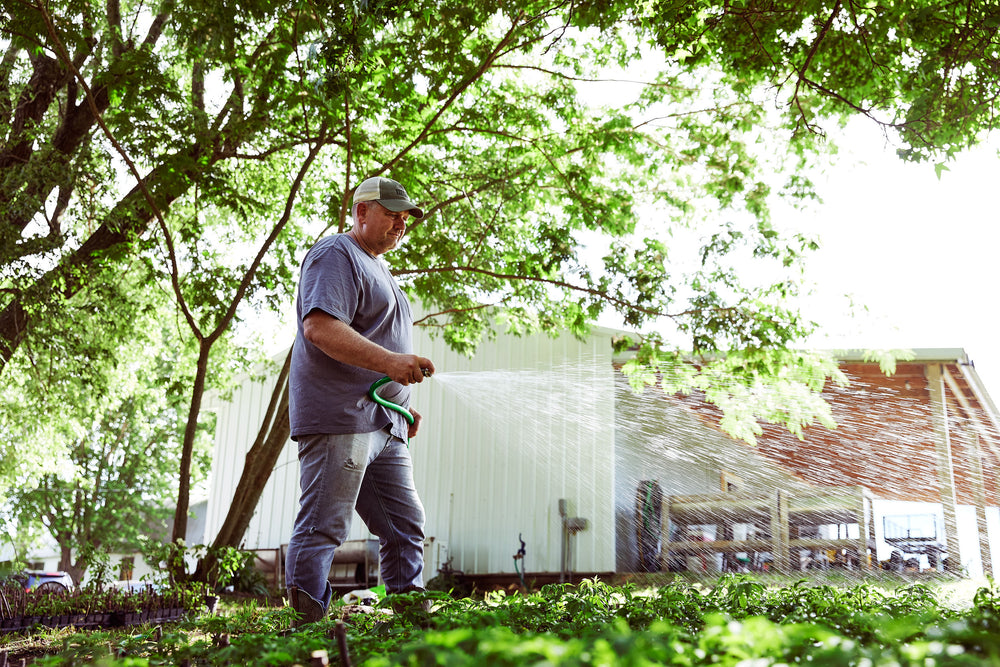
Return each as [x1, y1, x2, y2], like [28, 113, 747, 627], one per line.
[171, 339, 212, 552]
[58, 543, 85, 585]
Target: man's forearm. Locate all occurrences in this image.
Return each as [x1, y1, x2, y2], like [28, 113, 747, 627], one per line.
[302, 311, 393, 373]
[302, 310, 434, 385]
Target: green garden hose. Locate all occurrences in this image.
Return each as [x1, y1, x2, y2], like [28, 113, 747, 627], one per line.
[368, 371, 431, 447]
[367, 376, 415, 424]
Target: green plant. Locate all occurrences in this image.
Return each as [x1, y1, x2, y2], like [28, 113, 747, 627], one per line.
[78, 545, 115, 592]
[139, 538, 189, 589]
[201, 546, 252, 592]
[138, 539, 255, 592]
[10, 576, 1000, 666]
[228, 558, 271, 596]
[0, 582, 27, 618]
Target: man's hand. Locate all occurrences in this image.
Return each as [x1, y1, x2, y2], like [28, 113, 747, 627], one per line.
[384, 353, 435, 386]
[408, 409, 422, 439]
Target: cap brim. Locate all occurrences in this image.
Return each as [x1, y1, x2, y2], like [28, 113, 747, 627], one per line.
[378, 199, 424, 218]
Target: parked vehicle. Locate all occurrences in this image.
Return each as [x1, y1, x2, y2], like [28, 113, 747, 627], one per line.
[23, 569, 75, 592]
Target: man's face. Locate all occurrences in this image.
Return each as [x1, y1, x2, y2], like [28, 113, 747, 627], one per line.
[355, 202, 410, 256]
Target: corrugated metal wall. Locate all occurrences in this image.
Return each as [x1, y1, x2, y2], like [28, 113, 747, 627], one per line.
[204, 362, 307, 551]
[411, 326, 617, 576]
[204, 326, 619, 577]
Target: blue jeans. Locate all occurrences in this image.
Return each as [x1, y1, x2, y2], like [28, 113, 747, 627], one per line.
[284, 430, 426, 610]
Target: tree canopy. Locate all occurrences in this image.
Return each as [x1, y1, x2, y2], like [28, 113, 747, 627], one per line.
[2, 0, 997, 568]
[0, 272, 213, 576]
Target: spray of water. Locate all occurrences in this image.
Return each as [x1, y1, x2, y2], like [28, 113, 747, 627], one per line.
[418, 358, 979, 576]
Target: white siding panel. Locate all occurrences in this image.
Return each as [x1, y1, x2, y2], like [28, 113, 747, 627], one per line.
[206, 366, 375, 551]
[206, 326, 619, 576]
[409, 326, 617, 576]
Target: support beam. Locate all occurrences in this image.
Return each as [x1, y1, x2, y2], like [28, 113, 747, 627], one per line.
[775, 490, 789, 573]
[927, 363, 961, 572]
[942, 367, 995, 576]
[969, 433, 993, 576]
[943, 366, 1000, 463]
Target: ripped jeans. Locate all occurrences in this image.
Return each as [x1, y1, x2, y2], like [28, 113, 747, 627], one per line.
[284, 430, 426, 610]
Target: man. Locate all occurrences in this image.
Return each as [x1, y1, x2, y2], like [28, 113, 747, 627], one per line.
[285, 175, 435, 625]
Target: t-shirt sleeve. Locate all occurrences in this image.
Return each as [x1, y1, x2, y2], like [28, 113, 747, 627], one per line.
[298, 242, 359, 325]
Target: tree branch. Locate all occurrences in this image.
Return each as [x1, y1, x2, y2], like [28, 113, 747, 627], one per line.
[142, 0, 174, 49]
[493, 63, 697, 93]
[107, 0, 124, 58]
[0, 41, 20, 128]
[0, 52, 68, 173]
[379, 11, 530, 176]
[394, 264, 674, 320]
[791, 0, 843, 135]
[204, 121, 331, 346]
[412, 302, 496, 327]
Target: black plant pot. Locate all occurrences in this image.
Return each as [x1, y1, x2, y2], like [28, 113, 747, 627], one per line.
[0, 616, 23, 633]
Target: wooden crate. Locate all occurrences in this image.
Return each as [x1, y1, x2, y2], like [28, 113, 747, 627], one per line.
[664, 492, 781, 571]
[782, 485, 876, 570]
[663, 486, 876, 573]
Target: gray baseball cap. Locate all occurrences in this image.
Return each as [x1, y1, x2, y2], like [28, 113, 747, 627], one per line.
[352, 176, 424, 218]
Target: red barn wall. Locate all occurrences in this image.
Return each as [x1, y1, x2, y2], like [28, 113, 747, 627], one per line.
[684, 361, 1000, 506]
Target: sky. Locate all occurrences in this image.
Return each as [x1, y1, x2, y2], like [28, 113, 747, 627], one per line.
[785, 119, 1000, 398]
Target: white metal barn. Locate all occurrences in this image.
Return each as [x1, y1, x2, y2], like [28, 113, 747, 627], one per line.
[205, 326, 1000, 585]
[205, 323, 787, 583]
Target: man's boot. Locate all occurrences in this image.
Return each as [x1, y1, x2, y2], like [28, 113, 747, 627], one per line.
[288, 587, 326, 627]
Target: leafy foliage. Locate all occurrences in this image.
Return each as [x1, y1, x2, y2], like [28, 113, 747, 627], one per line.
[9, 577, 1000, 666]
[633, 0, 1000, 163]
[0, 273, 214, 577]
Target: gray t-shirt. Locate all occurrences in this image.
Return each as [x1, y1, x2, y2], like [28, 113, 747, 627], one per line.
[289, 234, 413, 440]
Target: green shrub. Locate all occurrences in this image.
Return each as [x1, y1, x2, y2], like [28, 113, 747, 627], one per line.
[10, 576, 1000, 666]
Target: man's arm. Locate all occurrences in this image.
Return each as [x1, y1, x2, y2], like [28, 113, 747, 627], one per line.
[302, 310, 434, 385]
